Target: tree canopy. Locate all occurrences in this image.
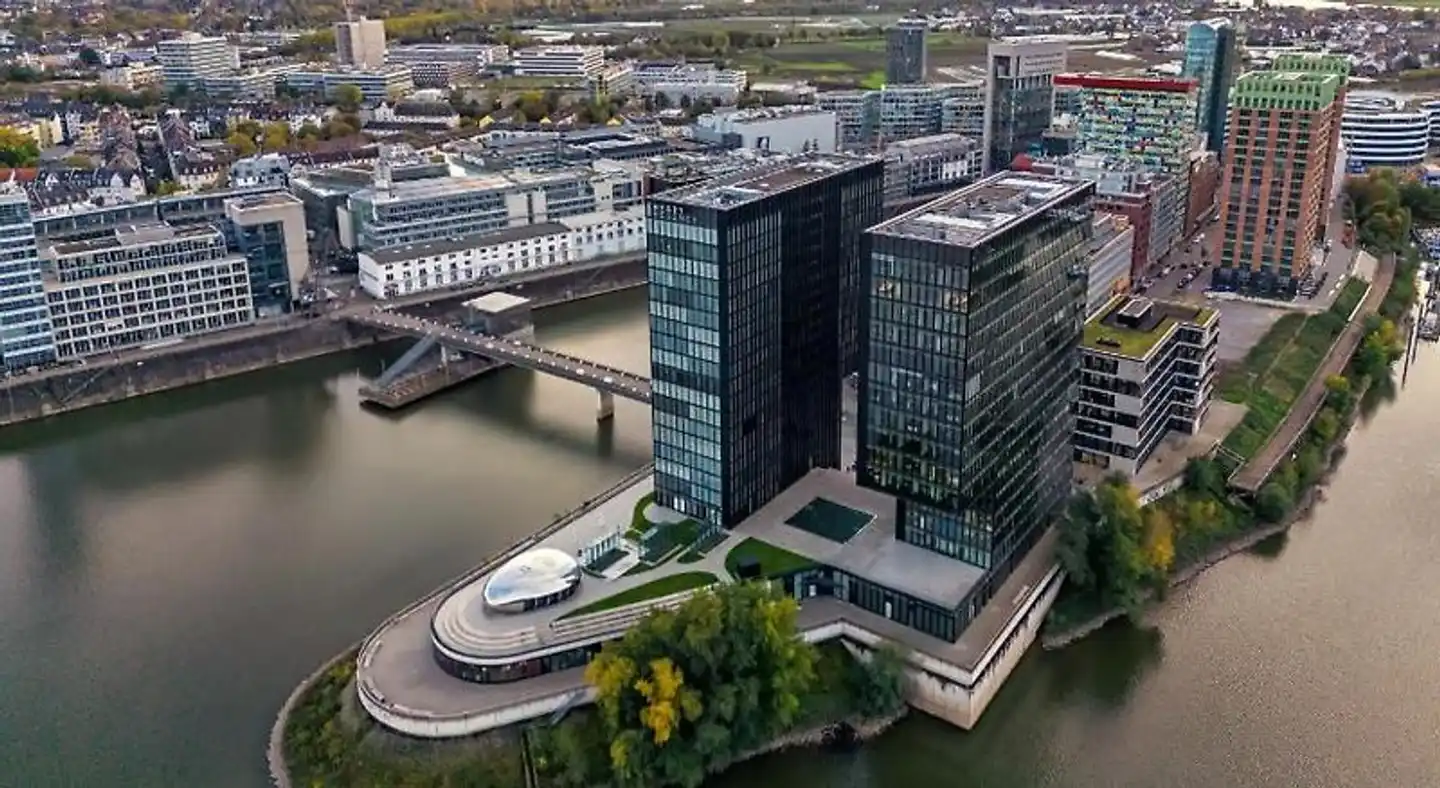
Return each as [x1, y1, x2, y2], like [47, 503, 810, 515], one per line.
[0, 127, 40, 167]
[584, 581, 816, 788]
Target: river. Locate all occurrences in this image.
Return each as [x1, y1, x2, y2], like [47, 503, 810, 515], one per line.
[0, 289, 1436, 788]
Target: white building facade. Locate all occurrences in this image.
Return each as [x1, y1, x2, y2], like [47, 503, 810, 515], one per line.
[157, 34, 239, 89]
[40, 224, 255, 360]
[692, 108, 839, 154]
[358, 206, 644, 299]
[512, 46, 605, 79]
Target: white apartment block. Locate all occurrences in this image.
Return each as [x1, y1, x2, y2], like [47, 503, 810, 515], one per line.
[40, 224, 255, 360]
[100, 63, 164, 91]
[1075, 296, 1218, 477]
[358, 206, 644, 300]
[157, 34, 239, 89]
[512, 46, 605, 79]
[335, 18, 388, 69]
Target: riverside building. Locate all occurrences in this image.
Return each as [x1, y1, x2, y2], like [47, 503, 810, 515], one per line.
[0, 186, 56, 370]
[222, 193, 311, 315]
[39, 223, 254, 360]
[1213, 55, 1348, 296]
[1075, 295, 1218, 477]
[340, 155, 644, 252]
[646, 155, 885, 526]
[1340, 92, 1439, 171]
[355, 173, 1086, 741]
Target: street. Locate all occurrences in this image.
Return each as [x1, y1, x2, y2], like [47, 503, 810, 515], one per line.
[1135, 199, 1358, 363]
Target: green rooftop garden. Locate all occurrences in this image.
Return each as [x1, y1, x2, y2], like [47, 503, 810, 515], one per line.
[1082, 299, 1215, 358]
[558, 571, 718, 620]
[724, 538, 817, 579]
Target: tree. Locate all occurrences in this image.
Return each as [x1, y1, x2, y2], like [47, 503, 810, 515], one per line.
[585, 582, 816, 788]
[847, 645, 906, 718]
[1056, 476, 1156, 614]
[77, 47, 102, 67]
[1255, 481, 1294, 523]
[1183, 457, 1224, 496]
[332, 84, 364, 111]
[61, 153, 95, 169]
[225, 130, 258, 157]
[0, 127, 40, 167]
[154, 180, 181, 196]
[261, 121, 291, 152]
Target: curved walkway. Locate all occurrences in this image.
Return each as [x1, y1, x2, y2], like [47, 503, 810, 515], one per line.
[1232, 253, 1395, 493]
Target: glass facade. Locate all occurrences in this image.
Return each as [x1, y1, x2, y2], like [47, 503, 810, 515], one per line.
[432, 641, 601, 684]
[1183, 20, 1239, 155]
[648, 158, 884, 527]
[227, 218, 295, 314]
[859, 178, 1091, 579]
[0, 192, 56, 370]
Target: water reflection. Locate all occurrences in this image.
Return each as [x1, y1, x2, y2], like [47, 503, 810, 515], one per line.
[1041, 622, 1165, 710]
[1247, 530, 1289, 560]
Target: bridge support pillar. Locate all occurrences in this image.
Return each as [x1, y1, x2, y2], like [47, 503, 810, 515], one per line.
[596, 389, 615, 422]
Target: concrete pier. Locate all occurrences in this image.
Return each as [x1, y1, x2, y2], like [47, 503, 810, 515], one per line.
[359, 357, 505, 409]
[596, 389, 615, 421]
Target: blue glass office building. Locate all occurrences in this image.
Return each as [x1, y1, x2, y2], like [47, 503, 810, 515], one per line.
[0, 188, 56, 371]
[859, 172, 1090, 594]
[1183, 19, 1241, 155]
[647, 155, 884, 527]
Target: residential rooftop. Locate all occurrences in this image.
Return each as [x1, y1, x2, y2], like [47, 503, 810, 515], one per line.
[870, 171, 1091, 248]
[1082, 295, 1216, 358]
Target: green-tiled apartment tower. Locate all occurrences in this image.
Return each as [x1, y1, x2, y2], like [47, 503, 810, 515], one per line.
[1212, 56, 1349, 296]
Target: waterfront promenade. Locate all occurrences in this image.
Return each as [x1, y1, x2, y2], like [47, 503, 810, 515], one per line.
[1232, 253, 1395, 493]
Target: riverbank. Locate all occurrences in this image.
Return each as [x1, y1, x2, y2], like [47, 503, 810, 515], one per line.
[276, 641, 904, 788]
[0, 257, 645, 429]
[1044, 252, 1413, 650]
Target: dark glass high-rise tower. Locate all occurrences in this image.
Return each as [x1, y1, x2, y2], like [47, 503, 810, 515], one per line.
[1183, 19, 1241, 155]
[646, 155, 884, 527]
[885, 17, 928, 85]
[859, 171, 1091, 590]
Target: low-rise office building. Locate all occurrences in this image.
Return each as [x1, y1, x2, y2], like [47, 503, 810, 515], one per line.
[341, 157, 645, 252]
[1075, 295, 1218, 477]
[818, 90, 881, 149]
[388, 43, 508, 86]
[39, 223, 255, 360]
[511, 46, 605, 79]
[631, 62, 748, 105]
[882, 133, 983, 205]
[285, 65, 415, 105]
[692, 107, 839, 154]
[357, 206, 644, 299]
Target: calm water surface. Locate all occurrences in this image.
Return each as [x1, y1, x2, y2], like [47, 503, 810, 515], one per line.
[1, 288, 1437, 787]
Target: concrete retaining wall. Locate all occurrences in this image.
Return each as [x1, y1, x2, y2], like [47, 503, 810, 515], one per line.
[0, 259, 647, 429]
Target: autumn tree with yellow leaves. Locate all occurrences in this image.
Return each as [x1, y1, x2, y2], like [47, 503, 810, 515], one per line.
[584, 582, 816, 788]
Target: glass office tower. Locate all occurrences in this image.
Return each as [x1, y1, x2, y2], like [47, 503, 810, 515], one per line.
[885, 17, 928, 86]
[0, 187, 56, 371]
[647, 155, 884, 527]
[860, 171, 1091, 580]
[1183, 19, 1240, 155]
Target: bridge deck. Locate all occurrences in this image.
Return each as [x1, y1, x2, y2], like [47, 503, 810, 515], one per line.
[348, 310, 651, 403]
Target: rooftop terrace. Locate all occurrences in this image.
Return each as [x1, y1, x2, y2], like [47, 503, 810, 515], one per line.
[1082, 295, 1215, 358]
[870, 171, 1089, 248]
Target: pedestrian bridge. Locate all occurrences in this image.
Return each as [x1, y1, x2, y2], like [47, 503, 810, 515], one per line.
[347, 310, 651, 417]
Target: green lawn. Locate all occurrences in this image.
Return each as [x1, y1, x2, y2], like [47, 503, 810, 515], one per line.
[1219, 308, 1351, 461]
[1082, 315, 1176, 358]
[859, 70, 885, 89]
[1330, 277, 1369, 320]
[559, 571, 718, 619]
[724, 538, 817, 579]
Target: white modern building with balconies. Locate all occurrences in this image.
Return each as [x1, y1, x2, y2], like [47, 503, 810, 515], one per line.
[1340, 92, 1437, 171]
